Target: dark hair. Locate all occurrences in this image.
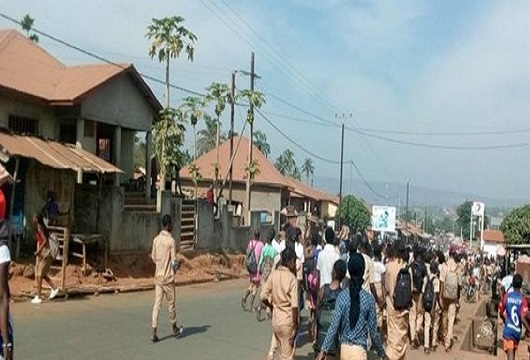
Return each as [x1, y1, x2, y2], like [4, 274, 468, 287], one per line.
[324, 227, 335, 244]
[333, 260, 347, 282]
[430, 261, 439, 275]
[348, 253, 365, 330]
[513, 273, 523, 289]
[266, 229, 276, 243]
[310, 231, 320, 247]
[280, 246, 297, 267]
[254, 229, 260, 240]
[437, 251, 446, 265]
[162, 214, 172, 228]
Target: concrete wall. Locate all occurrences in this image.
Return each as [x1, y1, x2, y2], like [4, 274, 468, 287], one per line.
[0, 95, 56, 138]
[74, 186, 181, 253]
[81, 73, 154, 131]
[120, 128, 135, 182]
[195, 198, 278, 252]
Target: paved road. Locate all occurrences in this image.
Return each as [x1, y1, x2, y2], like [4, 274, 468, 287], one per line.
[13, 279, 316, 360]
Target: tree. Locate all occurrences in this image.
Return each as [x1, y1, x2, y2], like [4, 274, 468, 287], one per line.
[301, 158, 314, 185]
[133, 135, 146, 171]
[253, 130, 270, 157]
[336, 195, 371, 233]
[152, 108, 186, 180]
[197, 115, 225, 157]
[146, 16, 196, 183]
[181, 96, 206, 162]
[275, 149, 300, 179]
[206, 82, 230, 185]
[181, 149, 193, 166]
[21, 14, 39, 42]
[456, 201, 473, 240]
[501, 205, 530, 245]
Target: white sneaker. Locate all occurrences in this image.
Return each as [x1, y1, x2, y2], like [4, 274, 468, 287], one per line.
[31, 296, 42, 304]
[49, 288, 59, 300]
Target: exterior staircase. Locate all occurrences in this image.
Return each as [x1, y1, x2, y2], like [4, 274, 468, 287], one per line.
[180, 199, 196, 251]
[123, 191, 157, 213]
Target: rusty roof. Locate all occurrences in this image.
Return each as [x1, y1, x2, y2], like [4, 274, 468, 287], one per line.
[181, 136, 288, 188]
[478, 230, 505, 243]
[284, 177, 340, 205]
[0, 29, 161, 111]
[0, 130, 122, 173]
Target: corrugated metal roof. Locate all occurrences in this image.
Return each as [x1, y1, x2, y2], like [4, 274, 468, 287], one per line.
[0, 131, 122, 173]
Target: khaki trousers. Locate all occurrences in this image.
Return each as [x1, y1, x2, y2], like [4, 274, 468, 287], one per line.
[442, 301, 457, 348]
[273, 325, 296, 360]
[409, 293, 423, 341]
[151, 283, 177, 328]
[386, 296, 409, 360]
[424, 307, 440, 348]
[340, 344, 366, 360]
[374, 282, 384, 328]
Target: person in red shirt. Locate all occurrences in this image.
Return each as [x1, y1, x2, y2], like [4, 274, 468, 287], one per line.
[205, 184, 218, 215]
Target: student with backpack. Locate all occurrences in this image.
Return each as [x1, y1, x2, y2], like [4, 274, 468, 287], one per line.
[440, 250, 461, 352]
[316, 254, 387, 360]
[409, 247, 428, 348]
[385, 241, 412, 360]
[314, 259, 346, 359]
[242, 229, 263, 311]
[423, 261, 441, 354]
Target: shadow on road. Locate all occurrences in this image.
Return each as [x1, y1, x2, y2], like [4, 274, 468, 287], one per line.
[155, 325, 211, 342]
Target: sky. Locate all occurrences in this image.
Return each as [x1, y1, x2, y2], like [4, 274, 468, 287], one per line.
[2, 0, 530, 203]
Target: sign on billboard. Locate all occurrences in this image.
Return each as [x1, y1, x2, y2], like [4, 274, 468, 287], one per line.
[472, 202, 485, 217]
[371, 206, 397, 232]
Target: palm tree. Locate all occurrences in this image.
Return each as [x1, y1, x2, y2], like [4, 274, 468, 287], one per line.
[239, 89, 266, 225]
[206, 82, 231, 185]
[197, 115, 225, 157]
[147, 16, 197, 108]
[275, 149, 299, 179]
[146, 16, 196, 184]
[253, 130, 270, 157]
[301, 158, 315, 186]
[181, 96, 206, 163]
[21, 14, 39, 42]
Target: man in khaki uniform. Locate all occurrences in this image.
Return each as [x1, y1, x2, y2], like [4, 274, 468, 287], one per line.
[385, 243, 412, 360]
[440, 250, 461, 352]
[262, 246, 299, 360]
[151, 214, 182, 342]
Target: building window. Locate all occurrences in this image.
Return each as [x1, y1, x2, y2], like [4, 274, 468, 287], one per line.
[97, 138, 111, 162]
[8, 115, 38, 135]
[84, 120, 95, 137]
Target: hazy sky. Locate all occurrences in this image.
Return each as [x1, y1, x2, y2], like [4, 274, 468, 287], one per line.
[2, 1, 530, 201]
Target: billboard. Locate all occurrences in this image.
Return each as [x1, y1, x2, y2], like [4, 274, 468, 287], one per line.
[471, 202, 485, 217]
[371, 206, 397, 232]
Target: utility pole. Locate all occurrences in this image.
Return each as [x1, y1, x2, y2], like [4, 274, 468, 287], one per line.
[229, 71, 236, 205]
[405, 181, 410, 230]
[245, 52, 255, 226]
[338, 123, 345, 228]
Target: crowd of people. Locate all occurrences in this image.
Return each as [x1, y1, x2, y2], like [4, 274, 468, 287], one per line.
[242, 212, 530, 360]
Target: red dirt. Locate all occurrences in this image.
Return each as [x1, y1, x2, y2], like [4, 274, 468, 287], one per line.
[9, 251, 246, 297]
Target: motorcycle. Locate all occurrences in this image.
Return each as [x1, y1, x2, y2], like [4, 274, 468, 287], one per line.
[465, 275, 479, 303]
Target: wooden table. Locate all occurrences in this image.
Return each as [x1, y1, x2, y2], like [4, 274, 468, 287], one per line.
[71, 234, 105, 275]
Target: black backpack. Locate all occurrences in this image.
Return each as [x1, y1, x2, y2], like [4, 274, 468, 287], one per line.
[411, 261, 426, 293]
[422, 277, 435, 312]
[393, 266, 412, 310]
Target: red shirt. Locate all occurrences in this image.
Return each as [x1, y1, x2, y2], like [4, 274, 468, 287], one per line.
[206, 189, 214, 204]
[36, 228, 47, 247]
[0, 189, 6, 219]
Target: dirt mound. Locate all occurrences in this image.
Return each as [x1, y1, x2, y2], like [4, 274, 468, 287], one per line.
[8, 251, 246, 297]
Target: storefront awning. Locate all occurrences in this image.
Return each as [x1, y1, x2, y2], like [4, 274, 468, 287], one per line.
[0, 131, 122, 173]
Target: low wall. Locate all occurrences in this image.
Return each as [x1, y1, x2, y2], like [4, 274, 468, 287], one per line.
[74, 186, 182, 253]
[196, 199, 278, 252]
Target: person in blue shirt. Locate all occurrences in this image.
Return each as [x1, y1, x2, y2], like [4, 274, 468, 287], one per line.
[499, 273, 530, 360]
[316, 253, 387, 360]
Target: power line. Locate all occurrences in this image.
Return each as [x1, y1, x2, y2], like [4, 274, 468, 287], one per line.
[0, 12, 206, 97]
[256, 108, 386, 199]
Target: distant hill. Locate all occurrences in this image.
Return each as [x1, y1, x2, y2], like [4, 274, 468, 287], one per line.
[312, 176, 528, 209]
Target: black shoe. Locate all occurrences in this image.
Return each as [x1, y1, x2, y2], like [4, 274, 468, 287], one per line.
[151, 334, 159, 343]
